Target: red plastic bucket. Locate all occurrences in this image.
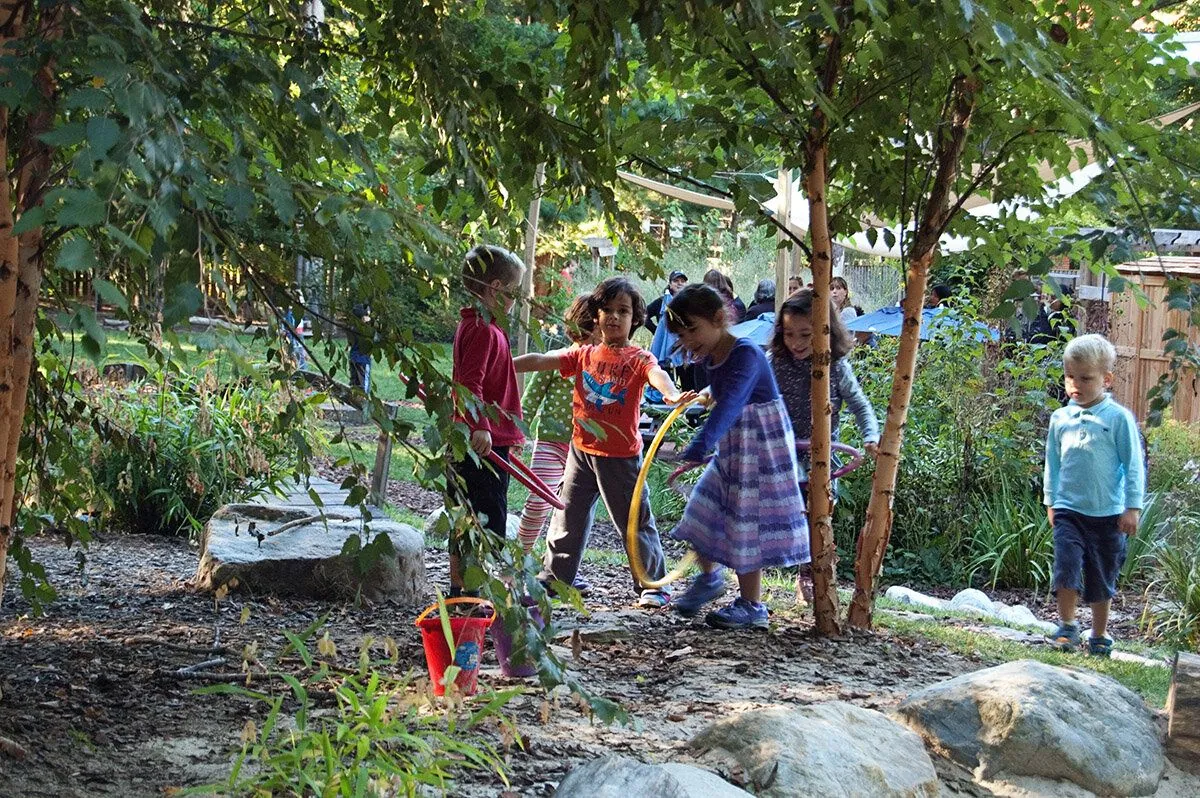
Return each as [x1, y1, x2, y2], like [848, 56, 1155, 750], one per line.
[415, 597, 496, 696]
[491, 599, 545, 678]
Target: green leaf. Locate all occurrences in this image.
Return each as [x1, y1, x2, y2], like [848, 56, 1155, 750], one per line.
[223, 184, 255, 222]
[93, 278, 129, 312]
[161, 282, 203, 328]
[55, 188, 108, 228]
[73, 307, 106, 364]
[39, 122, 87, 148]
[56, 235, 98, 272]
[86, 117, 120, 157]
[12, 206, 44, 236]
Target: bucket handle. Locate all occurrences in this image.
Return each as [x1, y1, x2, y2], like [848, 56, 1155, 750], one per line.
[414, 596, 496, 627]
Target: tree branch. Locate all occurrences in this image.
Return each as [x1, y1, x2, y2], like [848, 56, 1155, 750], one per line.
[627, 155, 814, 259]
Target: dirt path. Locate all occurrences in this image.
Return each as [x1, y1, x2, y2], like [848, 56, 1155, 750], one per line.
[1, 491, 1010, 796]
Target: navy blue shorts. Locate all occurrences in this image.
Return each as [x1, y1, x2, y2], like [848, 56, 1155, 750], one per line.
[1052, 509, 1127, 604]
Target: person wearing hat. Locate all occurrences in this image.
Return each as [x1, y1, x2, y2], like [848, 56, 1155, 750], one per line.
[644, 270, 689, 335]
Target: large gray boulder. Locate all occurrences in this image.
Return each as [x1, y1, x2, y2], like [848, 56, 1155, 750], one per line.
[554, 755, 751, 798]
[196, 503, 426, 602]
[691, 702, 939, 797]
[897, 659, 1164, 796]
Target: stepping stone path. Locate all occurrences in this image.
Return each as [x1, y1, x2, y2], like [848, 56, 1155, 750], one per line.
[196, 477, 427, 602]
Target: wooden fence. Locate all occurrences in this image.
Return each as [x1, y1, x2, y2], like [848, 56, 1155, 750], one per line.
[1107, 257, 1200, 423]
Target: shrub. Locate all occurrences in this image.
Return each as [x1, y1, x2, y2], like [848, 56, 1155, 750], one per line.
[89, 369, 316, 538]
[966, 476, 1054, 592]
[837, 299, 1063, 586]
[1145, 421, 1200, 513]
[1143, 509, 1200, 652]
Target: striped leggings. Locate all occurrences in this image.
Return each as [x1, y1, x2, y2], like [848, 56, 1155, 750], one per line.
[517, 440, 570, 551]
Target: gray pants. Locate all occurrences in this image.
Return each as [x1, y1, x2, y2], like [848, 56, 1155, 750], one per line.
[540, 445, 669, 595]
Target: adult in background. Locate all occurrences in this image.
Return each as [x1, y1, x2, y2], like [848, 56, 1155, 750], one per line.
[831, 276, 860, 324]
[703, 268, 746, 323]
[643, 270, 689, 335]
[925, 284, 953, 308]
[745, 279, 777, 320]
[787, 275, 802, 296]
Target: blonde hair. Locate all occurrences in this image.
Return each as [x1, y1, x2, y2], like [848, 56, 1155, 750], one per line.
[462, 245, 524, 297]
[1063, 334, 1116, 371]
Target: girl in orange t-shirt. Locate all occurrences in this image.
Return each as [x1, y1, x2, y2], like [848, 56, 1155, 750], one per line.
[515, 277, 685, 608]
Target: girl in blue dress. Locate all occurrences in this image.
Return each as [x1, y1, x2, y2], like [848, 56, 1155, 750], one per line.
[665, 284, 809, 629]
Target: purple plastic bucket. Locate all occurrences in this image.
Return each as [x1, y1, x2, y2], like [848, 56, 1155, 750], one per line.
[491, 602, 545, 678]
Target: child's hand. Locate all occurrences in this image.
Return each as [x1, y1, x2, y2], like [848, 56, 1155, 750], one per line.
[1047, 506, 1055, 525]
[1118, 508, 1140, 536]
[670, 390, 699, 406]
[865, 442, 880, 460]
[470, 429, 493, 457]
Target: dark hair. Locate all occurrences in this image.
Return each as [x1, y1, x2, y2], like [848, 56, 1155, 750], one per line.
[587, 276, 647, 329]
[563, 295, 596, 344]
[664, 284, 728, 333]
[702, 269, 735, 300]
[753, 279, 776, 305]
[932, 284, 953, 301]
[830, 276, 850, 308]
[462, 244, 524, 297]
[770, 288, 854, 362]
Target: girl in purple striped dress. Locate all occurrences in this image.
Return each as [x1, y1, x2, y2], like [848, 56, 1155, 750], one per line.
[665, 284, 809, 630]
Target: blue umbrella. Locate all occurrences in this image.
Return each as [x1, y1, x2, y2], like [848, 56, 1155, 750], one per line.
[845, 306, 998, 342]
[730, 312, 776, 347]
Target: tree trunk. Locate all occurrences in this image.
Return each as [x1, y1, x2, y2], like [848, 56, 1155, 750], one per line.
[0, 2, 60, 600]
[804, 148, 841, 636]
[848, 74, 979, 629]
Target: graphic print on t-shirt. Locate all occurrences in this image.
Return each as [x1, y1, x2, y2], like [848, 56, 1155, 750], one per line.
[582, 371, 629, 411]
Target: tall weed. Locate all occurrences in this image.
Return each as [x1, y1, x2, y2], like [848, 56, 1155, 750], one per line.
[966, 477, 1054, 592]
[89, 369, 317, 537]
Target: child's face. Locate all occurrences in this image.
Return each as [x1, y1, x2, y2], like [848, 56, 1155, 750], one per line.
[597, 292, 634, 346]
[1063, 360, 1112, 407]
[782, 312, 814, 360]
[675, 312, 727, 360]
[831, 283, 848, 308]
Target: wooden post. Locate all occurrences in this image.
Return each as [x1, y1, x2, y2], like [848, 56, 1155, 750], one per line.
[1168, 651, 1200, 775]
[774, 167, 792, 314]
[369, 403, 398, 507]
[517, 161, 546, 383]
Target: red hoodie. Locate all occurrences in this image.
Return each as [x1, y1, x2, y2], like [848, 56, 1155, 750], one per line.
[452, 308, 524, 447]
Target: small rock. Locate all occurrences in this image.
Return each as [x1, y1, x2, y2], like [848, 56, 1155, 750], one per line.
[885, 586, 949, 611]
[553, 625, 630, 645]
[947, 588, 994, 614]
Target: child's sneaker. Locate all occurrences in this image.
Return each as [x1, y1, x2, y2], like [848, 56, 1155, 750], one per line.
[1087, 634, 1114, 657]
[706, 597, 769, 630]
[1050, 622, 1081, 651]
[672, 571, 727, 617]
[636, 590, 671, 609]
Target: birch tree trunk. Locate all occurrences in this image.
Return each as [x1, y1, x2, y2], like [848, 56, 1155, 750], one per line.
[0, 2, 60, 600]
[804, 148, 840, 636]
[848, 74, 979, 629]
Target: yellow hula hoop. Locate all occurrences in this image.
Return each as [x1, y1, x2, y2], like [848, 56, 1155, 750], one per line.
[627, 396, 705, 589]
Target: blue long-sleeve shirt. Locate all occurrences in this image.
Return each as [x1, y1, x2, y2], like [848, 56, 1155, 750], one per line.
[1043, 395, 1145, 516]
[681, 338, 779, 462]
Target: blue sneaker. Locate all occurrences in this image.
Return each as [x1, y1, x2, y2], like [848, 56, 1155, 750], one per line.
[672, 571, 727, 617]
[706, 597, 769, 630]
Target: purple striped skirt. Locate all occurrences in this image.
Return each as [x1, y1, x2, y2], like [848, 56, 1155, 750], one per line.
[670, 397, 810, 572]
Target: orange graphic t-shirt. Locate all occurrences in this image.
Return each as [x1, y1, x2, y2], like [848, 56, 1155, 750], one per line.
[559, 344, 657, 458]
